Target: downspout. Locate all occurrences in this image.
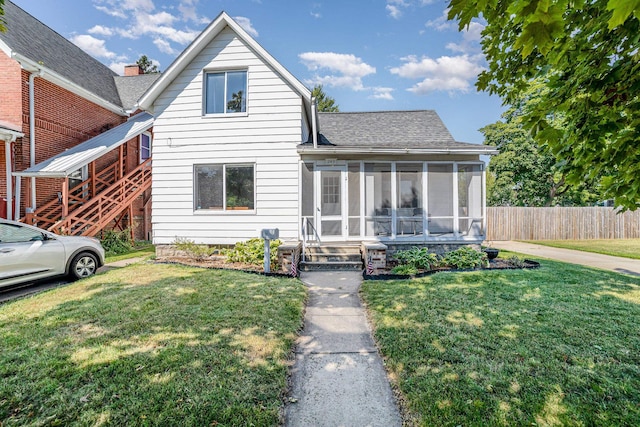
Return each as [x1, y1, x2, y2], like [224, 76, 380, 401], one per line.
[311, 97, 318, 149]
[29, 71, 42, 211]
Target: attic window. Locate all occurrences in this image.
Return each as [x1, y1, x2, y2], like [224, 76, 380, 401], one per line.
[204, 70, 247, 114]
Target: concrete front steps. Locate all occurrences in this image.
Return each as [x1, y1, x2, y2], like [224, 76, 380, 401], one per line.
[300, 244, 364, 271]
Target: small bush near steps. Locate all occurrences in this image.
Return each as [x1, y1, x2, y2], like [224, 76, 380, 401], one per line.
[224, 238, 282, 270]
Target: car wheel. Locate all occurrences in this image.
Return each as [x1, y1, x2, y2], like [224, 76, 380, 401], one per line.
[69, 252, 98, 280]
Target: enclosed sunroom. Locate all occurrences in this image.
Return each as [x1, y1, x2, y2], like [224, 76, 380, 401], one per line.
[299, 111, 497, 244]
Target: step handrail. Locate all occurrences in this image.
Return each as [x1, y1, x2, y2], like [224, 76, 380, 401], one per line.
[49, 158, 151, 236]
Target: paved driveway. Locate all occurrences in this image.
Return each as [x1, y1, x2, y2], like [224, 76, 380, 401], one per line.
[488, 241, 640, 277]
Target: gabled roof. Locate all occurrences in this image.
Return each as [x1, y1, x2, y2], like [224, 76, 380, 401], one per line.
[137, 11, 312, 118]
[299, 111, 497, 155]
[0, 1, 123, 110]
[13, 112, 154, 178]
[114, 74, 162, 111]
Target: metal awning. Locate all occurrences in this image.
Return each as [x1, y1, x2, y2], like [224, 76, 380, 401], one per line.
[13, 112, 153, 178]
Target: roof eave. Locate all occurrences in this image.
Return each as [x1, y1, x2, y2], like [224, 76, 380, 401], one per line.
[297, 146, 499, 156]
[0, 128, 24, 143]
[12, 112, 153, 178]
[136, 12, 311, 121]
[12, 53, 127, 117]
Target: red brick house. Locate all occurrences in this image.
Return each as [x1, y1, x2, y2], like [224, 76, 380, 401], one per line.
[0, 1, 158, 239]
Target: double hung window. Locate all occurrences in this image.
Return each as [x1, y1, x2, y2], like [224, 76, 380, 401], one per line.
[139, 132, 151, 162]
[194, 164, 255, 211]
[204, 70, 247, 115]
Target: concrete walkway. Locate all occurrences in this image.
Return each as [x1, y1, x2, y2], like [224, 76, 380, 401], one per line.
[285, 271, 402, 427]
[488, 241, 640, 277]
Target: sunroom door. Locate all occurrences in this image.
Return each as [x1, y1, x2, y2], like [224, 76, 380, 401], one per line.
[316, 166, 347, 240]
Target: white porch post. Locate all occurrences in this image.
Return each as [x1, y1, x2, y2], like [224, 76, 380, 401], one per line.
[14, 176, 21, 220]
[453, 163, 459, 237]
[4, 140, 12, 220]
[482, 163, 487, 239]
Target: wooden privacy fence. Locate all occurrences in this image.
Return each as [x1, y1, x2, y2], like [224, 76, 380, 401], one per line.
[487, 207, 640, 240]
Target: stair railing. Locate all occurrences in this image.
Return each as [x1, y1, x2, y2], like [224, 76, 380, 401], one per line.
[301, 217, 320, 263]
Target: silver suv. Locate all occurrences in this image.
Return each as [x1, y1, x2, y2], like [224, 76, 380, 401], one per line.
[0, 219, 105, 288]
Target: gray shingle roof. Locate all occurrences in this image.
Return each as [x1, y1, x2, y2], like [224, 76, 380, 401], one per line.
[114, 74, 161, 111]
[310, 110, 481, 150]
[1, 1, 135, 109]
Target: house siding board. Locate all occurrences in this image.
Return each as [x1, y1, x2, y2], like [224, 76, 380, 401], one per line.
[151, 27, 304, 244]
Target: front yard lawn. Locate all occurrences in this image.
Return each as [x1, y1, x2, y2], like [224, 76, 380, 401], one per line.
[0, 263, 306, 426]
[361, 260, 640, 426]
[524, 239, 640, 260]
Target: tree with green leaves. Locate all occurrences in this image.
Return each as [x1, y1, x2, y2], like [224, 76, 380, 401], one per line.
[0, 0, 6, 33]
[136, 55, 159, 74]
[448, 0, 640, 210]
[483, 82, 603, 207]
[312, 85, 339, 112]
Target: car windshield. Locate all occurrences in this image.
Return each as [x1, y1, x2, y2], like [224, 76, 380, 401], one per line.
[0, 223, 44, 243]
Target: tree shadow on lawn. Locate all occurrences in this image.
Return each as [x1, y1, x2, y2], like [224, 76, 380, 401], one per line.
[361, 260, 640, 426]
[0, 263, 306, 426]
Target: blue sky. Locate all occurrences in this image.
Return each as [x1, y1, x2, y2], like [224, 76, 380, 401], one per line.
[11, 0, 504, 144]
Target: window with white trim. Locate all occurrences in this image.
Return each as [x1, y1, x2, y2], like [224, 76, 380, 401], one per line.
[194, 164, 255, 211]
[204, 70, 247, 115]
[139, 132, 151, 162]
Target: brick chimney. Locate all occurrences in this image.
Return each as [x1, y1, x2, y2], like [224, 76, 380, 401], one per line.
[124, 65, 144, 76]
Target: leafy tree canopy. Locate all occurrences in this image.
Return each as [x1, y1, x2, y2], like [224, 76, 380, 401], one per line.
[312, 85, 339, 112]
[448, 0, 640, 210]
[0, 0, 6, 33]
[483, 80, 603, 207]
[136, 55, 159, 74]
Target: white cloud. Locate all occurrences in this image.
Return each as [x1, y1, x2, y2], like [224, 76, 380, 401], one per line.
[425, 8, 456, 31]
[311, 12, 322, 18]
[178, 0, 210, 24]
[108, 61, 130, 75]
[386, 5, 402, 19]
[145, 11, 177, 26]
[233, 16, 259, 38]
[88, 25, 114, 37]
[120, 0, 155, 12]
[386, 0, 433, 19]
[390, 54, 484, 94]
[94, 5, 127, 19]
[299, 52, 376, 91]
[153, 38, 178, 55]
[70, 34, 117, 59]
[370, 87, 394, 100]
[446, 21, 484, 54]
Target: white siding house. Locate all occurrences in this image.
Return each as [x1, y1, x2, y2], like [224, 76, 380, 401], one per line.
[138, 13, 313, 245]
[138, 12, 497, 249]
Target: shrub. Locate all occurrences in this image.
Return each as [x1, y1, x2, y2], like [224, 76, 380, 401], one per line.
[442, 246, 488, 269]
[393, 247, 439, 270]
[505, 255, 526, 268]
[224, 238, 282, 270]
[391, 264, 419, 275]
[101, 229, 133, 255]
[174, 237, 215, 261]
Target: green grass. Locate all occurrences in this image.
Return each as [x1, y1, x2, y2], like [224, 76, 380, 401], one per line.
[361, 259, 640, 426]
[0, 263, 306, 426]
[523, 239, 640, 260]
[104, 243, 155, 264]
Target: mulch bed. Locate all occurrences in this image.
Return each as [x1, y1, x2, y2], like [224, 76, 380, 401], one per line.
[364, 259, 541, 280]
[157, 256, 540, 280]
[156, 257, 295, 278]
